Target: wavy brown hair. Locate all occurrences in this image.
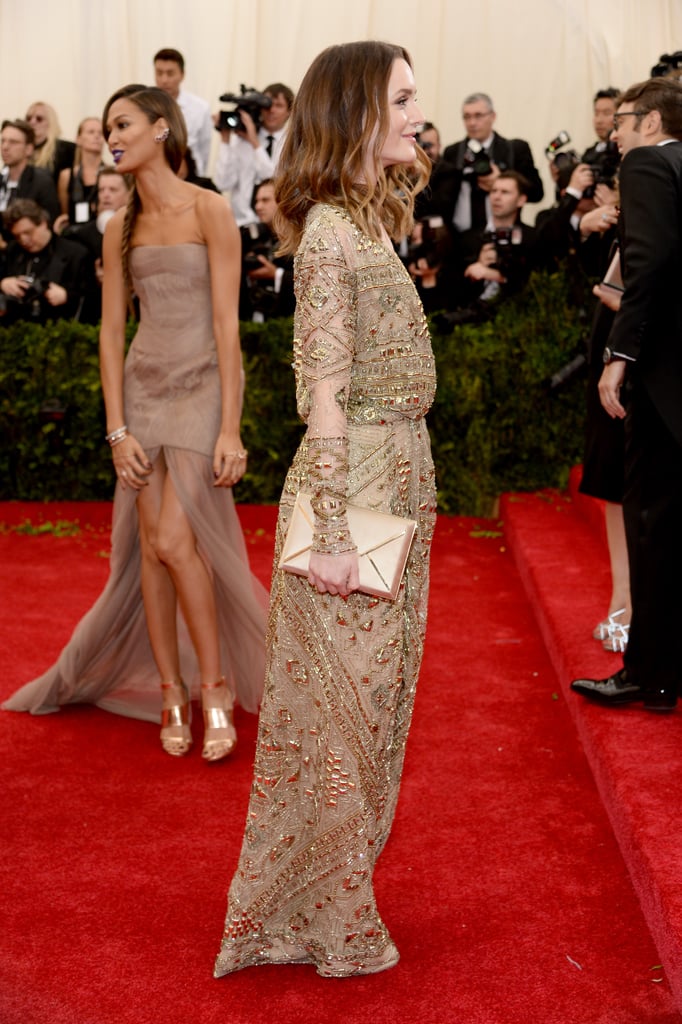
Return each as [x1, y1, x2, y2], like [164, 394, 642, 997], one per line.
[102, 85, 187, 308]
[274, 41, 430, 255]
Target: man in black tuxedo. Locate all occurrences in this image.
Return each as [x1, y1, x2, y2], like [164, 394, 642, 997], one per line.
[456, 170, 538, 307]
[0, 120, 60, 242]
[426, 92, 543, 234]
[572, 77, 682, 711]
[0, 198, 86, 324]
[239, 179, 294, 321]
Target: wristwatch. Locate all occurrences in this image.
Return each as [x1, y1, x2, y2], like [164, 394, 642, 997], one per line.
[603, 346, 624, 365]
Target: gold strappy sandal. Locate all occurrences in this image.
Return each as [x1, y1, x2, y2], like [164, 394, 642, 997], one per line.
[201, 677, 237, 762]
[160, 680, 192, 757]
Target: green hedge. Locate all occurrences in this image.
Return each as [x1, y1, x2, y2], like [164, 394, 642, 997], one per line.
[0, 270, 587, 515]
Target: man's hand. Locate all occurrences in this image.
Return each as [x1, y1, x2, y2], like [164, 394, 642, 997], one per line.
[568, 163, 594, 195]
[598, 359, 627, 419]
[247, 255, 276, 280]
[237, 110, 260, 148]
[477, 162, 500, 192]
[44, 282, 67, 306]
[0, 276, 28, 299]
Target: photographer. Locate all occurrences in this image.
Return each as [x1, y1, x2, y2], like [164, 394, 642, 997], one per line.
[582, 87, 621, 197]
[0, 198, 86, 324]
[458, 170, 538, 307]
[214, 82, 293, 225]
[405, 215, 455, 313]
[424, 92, 543, 235]
[239, 179, 294, 321]
[536, 147, 615, 311]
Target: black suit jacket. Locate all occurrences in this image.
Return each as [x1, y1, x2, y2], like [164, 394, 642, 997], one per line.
[15, 166, 60, 224]
[0, 233, 87, 323]
[440, 131, 544, 205]
[607, 141, 682, 446]
[0, 166, 60, 242]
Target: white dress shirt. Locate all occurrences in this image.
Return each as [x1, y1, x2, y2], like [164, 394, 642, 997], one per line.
[214, 136, 275, 226]
[177, 89, 213, 176]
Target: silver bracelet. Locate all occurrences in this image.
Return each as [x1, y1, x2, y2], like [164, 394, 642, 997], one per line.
[106, 425, 128, 446]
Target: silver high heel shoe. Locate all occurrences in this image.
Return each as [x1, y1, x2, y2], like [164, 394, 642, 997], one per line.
[593, 607, 626, 641]
[603, 613, 630, 653]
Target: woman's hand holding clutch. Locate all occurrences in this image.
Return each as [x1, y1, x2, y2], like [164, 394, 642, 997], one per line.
[308, 550, 360, 597]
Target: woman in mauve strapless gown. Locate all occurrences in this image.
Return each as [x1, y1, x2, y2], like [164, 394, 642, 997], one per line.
[3, 86, 268, 759]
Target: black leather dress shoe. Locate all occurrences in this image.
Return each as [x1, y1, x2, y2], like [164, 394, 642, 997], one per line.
[570, 669, 676, 712]
[571, 668, 642, 706]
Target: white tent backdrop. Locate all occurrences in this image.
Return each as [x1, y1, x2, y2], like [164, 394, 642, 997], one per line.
[1, 0, 681, 213]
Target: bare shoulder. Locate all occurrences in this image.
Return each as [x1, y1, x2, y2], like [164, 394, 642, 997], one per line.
[196, 187, 236, 232]
[102, 207, 125, 253]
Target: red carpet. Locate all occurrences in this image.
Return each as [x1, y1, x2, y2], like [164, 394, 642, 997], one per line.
[503, 476, 682, 1018]
[0, 501, 679, 1024]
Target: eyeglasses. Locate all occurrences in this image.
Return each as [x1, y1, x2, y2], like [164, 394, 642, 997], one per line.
[462, 112, 492, 122]
[613, 110, 646, 128]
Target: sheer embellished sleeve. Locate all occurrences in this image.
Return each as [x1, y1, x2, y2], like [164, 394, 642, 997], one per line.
[293, 210, 358, 555]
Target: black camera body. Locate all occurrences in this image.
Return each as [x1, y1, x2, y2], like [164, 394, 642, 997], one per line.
[407, 217, 452, 270]
[482, 225, 523, 273]
[0, 274, 48, 319]
[463, 140, 493, 179]
[651, 50, 682, 77]
[240, 222, 273, 271]
[582, 140, 620, 193]
[552, 148, 581, 191]
[217, 86, 272, 133]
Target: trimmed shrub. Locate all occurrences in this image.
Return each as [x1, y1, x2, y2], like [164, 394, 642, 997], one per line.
[0, 269, 587, 514]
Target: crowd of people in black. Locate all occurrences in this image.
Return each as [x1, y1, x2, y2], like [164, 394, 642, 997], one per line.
[0, 48, 296, 327]
[0, 46, 674, 334]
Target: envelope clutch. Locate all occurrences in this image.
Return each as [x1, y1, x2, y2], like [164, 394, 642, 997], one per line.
[279, 492, 417, 601]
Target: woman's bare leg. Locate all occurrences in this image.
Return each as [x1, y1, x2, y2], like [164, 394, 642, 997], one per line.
[604, 502, 631, 620]
[138, 454, 235, 760]
[593, 502, 632, 651]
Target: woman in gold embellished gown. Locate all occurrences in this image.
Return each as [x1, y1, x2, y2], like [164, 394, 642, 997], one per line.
[214, 41, 437, 979]
[4, 87, 267, 757]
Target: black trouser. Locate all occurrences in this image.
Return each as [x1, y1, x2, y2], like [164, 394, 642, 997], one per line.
[622, 379, 682, 698]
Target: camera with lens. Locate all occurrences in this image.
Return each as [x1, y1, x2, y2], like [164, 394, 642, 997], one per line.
[463, 139, 493, 179]
[0, 274, 48, 319]
[582, 140, 620, 194]
[217, 85, 272, 134]
[18, 274, 46, 302]
[407, 216, 451, 270]
[651, 50, 682, 78]
[240, 222, 273, 272]
[550, 146, 582, 191]
[482, 225, 522, 272]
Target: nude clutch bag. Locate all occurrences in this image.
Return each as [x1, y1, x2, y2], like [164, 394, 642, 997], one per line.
[279, 492, 417, 601]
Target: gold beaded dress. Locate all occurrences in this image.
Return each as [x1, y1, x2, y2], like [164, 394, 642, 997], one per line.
[214, 204, 437, 979]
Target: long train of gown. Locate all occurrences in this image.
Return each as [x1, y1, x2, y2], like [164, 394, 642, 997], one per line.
[215, 205, 437, 977]
[4, 244, 268, 721]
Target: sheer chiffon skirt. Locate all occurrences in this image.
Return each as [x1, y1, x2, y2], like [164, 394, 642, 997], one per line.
[3, 447, 268, 722]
